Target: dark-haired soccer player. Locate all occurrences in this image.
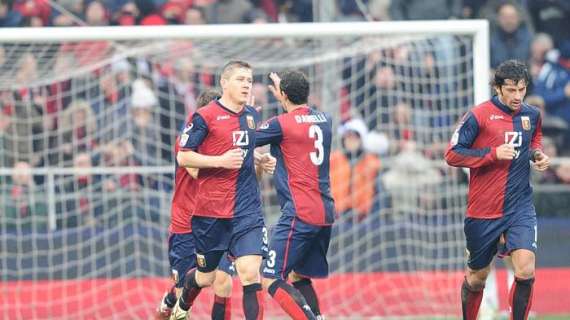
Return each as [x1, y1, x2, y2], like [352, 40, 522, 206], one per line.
[445, 60, 550, 320]
[173, 61, 314, 320]
[256, 70, 335, 320]
[156, 89, 235, 320]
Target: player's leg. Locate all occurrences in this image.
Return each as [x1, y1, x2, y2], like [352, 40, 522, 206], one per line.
[261, 216, 318, 320]
[173, 217, 231, 319]
[289, 225, 332, 320]
[504, 214, 537, 320]
[156, 233, 195, 320]
[230, 214, 267, 320]
[211, 254, 235, 320]
[462, 217, 504, 320]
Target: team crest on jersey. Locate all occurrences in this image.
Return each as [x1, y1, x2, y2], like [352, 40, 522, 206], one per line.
[246, 115, 255, 129]
[196, 254, 206, 268]
[521, 116, 531, 131]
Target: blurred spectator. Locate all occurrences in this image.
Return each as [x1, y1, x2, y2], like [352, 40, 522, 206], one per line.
[184, 5, 207, 24]
[337, 0, 368, 21]
[203, 0, 253, 24]
[330, 118, 382, 222]
[157, 58, 195, 161]
[382, 141, 443, 216]
[362, 65, 399, 130]
[390, 101, 414, 153]
[51, 0, 84, 26]
[490, 2, 533, 69]
[85, 0, 109, 26]
[1, 161, 48, 231]
[129, 78, 162, 166]
[57, 152, 102, 228]
[389, 0, 462, 20]
[368, 0, 390, 21]
[114, 1, 140, 26]
[13, 0, 52, 26]
[0, 1, 23, 27]
[527, 0, 570, 45]
[529, 33, 554, 80]
[58, 99, 97, 164]
[533, 40, 570, 148]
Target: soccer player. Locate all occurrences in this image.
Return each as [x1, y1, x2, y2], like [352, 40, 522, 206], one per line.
[156, 88, 234, 320]
[256, 70, 335, 320]
[444, 60, 550, 320]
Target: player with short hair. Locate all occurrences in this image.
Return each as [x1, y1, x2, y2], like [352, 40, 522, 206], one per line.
[445, 60, 550, 320]
[155, 88, 235, 320]
[256, 70, 336, 320]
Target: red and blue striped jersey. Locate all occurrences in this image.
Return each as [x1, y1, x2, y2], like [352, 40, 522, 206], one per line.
[169, 132, 196, 234]
[445, 96, 543, 219]
[256, 106, 335, 226]
[180, 100, 262, 219]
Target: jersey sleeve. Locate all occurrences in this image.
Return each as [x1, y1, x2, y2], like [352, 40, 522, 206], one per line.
[255, 117, 283, 147]
[179, 113, 208, 151]
[444, 112, 497, 168]
[531, 112, 543, 152]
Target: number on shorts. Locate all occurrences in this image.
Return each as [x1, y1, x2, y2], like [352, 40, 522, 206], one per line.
[267, 250, 276, 268]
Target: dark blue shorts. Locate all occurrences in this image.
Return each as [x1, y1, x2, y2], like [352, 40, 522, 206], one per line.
[192, 214, 267, 272]
[168, 233, 235, 286]
[464, 213, 537, 270]
[168, 233, 196, 288]
[263, 215, 331, 280]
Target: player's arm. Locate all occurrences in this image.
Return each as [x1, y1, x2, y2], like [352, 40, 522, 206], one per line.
[445, 112, 504, 168]
[255, 117, 283, 147]
[530, 113, 550, 171]
[177, 113, 243, 169]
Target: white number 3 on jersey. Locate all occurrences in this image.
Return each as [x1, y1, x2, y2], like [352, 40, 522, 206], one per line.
[309, 125, 324, 165]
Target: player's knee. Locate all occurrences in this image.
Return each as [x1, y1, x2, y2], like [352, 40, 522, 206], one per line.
[288, 271, 304, 283]
[213, 271, 233, 297]
[235, 255, 262, 286]
[466, 267, 490, 290]
[514, 264, 535, 279]
[236, 265, 260, 285]
[195, 270, 216, 287]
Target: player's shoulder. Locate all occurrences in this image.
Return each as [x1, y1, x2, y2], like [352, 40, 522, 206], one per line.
[465, 100, 497, 126]
[520, 103, 541, 118]
[196, 100, 222, 121]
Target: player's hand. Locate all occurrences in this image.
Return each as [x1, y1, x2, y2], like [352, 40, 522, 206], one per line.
[219, 148, 244, 169]
[267, 72, 285, 102]
[532, 151, 550, 171]
[258, 153, 276, 175]
[496, 144, 517, 160]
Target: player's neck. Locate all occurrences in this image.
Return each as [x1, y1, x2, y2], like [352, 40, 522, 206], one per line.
[286, 104, 307, 113]
[219, 96, 244, 113]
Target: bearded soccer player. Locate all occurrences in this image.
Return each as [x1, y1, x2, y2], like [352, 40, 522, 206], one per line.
[156, 89, 234, 320]
[445, 60, 550, 320]
[256, 70, 335, 320]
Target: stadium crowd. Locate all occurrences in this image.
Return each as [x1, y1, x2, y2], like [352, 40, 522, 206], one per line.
[0, 0, 569, 231]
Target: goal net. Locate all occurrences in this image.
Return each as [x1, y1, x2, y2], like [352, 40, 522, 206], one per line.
[0, 21, 489, 319]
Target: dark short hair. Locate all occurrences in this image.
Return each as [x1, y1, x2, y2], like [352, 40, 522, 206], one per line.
[220, 60, 252, 80]
[492, 60, 530, 87]
[279, 70, 309, 105]
[196, 88, 221, 108]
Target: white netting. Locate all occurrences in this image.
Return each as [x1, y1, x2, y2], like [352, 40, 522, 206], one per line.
[0, 23, 486, 319]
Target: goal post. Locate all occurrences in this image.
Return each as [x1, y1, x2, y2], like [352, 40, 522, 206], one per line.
[0, 20, 489, 319]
